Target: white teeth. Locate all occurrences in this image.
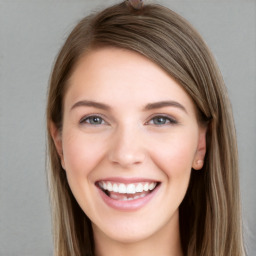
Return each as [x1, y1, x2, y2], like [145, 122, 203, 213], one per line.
[107, 182, 112, 192]
[112, 183, 118, 192]
[119, 184, 126, 194]
[144, 183, 149, 191]
[99, 181, 157, 194]
[109, 192, 148, 201]
[136, 183, 143, 192]
[149, 182, 157, 190]
[127, 184, 136, 194]
[103, 182, 107, 190]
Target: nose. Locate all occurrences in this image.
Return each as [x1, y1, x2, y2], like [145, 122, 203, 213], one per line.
[108, 125, 146, 168]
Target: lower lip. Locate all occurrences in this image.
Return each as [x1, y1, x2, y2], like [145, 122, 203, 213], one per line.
[97, 184, 160, 211]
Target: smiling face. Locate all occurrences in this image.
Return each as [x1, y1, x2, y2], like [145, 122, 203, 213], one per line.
[51, 47, 207, 252]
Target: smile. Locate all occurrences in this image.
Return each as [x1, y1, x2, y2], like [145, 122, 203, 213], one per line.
[96, 180, 160, 211]
[98, 181, 158, 201]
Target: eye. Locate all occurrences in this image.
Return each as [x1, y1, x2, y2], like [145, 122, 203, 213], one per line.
[147, 115, 177, 126]
[80, 115, 106, 125]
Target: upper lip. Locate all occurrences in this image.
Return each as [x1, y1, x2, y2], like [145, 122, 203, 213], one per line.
[95, 177, 160, 185]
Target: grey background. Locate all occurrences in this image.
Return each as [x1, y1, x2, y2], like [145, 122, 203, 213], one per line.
[0, 0, 255, 255]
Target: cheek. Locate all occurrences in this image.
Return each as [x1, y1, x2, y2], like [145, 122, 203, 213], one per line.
[60, 129, 108, 214]
[61, 130, 106, 178]
[149, 131, 198, 178]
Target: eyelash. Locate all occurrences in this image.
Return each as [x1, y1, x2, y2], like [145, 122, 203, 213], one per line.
[146, 115, 178, 126]
[79, 114, 178, 127]
[79, 114, 107, 126]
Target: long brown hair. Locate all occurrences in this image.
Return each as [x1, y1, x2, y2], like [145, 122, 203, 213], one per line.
[46, 1, 245, 255]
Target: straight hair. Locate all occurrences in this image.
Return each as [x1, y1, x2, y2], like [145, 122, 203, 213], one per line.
[46, 1, 245, 255]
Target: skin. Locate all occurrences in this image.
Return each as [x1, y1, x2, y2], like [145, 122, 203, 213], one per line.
[51, 47, 207, 256]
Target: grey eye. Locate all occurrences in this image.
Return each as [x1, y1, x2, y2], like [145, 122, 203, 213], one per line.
[152, 116, 169, 125]
[148, 115, 177, 126]
[82, 116, 104, 125]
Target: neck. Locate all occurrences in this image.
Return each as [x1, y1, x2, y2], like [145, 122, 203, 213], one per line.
[93, 211, 183, 256]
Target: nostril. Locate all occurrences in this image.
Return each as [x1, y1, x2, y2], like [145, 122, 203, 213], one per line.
[107, 129, 146, 167]
[108, 151, 145, 167]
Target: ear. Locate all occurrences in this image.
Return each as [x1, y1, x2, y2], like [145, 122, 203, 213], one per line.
[192, 125, 207, 170]
[49, 121, 66, 170]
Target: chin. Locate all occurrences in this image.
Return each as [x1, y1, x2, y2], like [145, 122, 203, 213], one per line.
[93, 222, 158, 244]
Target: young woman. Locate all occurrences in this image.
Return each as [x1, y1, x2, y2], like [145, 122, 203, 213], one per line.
[46, 1, 245, 255]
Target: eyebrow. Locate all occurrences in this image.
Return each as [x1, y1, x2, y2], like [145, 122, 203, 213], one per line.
[144, 101, 187, 113]
[70, 100, 187, 113]
[70, 100, 111, 111]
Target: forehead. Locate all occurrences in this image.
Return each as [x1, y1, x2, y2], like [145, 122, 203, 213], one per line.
[65, 47, 196, 115]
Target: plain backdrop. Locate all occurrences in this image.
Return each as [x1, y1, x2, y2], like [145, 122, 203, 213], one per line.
[0, 0, 255, 255]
